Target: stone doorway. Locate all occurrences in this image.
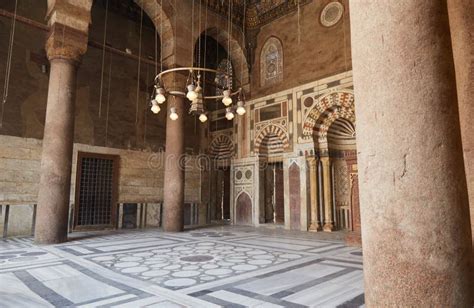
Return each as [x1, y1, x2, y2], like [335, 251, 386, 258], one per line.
[210, 167, 231, 222]
[263, 162, 284, 224]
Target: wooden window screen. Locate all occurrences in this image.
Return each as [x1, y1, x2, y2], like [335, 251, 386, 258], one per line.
[74, 152, 119, 229]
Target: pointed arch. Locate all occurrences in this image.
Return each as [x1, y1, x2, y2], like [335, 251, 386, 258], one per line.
[209, 134, 234, 160]
[134, 0, 175, 67]
[302, 91, 355, 142]
[260, 36, 283, 87]
[195, 26, 249, 93]
[235, 191, 252, 225]
[254, 124, 289, 156]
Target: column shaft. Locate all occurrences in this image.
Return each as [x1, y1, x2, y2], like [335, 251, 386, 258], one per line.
[448, 0, 474, 244]
[162, 97, 185, 232]
[350, 1, 473, 305]
[308, 157, 320, 231]
[321, 157, 334, 231]
[35, 59, 78, 244]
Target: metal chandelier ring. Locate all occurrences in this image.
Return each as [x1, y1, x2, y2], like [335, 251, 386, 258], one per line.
[154, 67, 241, 101]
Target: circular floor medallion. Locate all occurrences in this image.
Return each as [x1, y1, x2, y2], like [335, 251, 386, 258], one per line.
[164, 278, 196, 287]
[180, 255, 214, 262]
[205, 268, 233, 276]
[172, 270, 201, 278]
[142, 270, 170, 277]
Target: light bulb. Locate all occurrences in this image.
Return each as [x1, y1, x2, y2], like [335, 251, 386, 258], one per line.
[186, 84, 198, 101]
[222, 96, 233, 106]
[199, 113, 208, 123]
[151, 102, 160, 114]
[222, 90, 233, 106]
[225, 108, 234, 120]
[236, 100, 246, 115]
[155, 88, 166, 104]
[169, 107, 179, 120]
[236, 106, 246, 115]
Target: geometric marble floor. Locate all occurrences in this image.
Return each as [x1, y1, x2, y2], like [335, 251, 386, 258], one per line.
[0, 226, 364, 307]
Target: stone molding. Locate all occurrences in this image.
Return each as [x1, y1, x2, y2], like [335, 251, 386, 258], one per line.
[45, 23, 88, 65]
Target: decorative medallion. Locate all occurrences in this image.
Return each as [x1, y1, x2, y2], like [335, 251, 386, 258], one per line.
[320, 2, 344, 28]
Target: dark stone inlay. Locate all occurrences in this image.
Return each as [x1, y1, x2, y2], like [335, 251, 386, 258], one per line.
[21, 252, 48, 256]
[180, 255, 214, 262]
[302, 88, 313, 95]
[327, 80, 341, 88]
[199, 294, 247, 308]
[10, 257, 38, 262]
[13, 270, 74, 307]
[271, 268, 355, 298]
[0, 250, 26, 254]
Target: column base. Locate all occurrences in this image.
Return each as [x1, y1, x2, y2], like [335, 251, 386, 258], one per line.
[308, 222, 321, 232]
[323, 223, 334, 232]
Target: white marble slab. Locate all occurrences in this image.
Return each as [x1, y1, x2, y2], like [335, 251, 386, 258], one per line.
[284, 279, 363, 306]
[209, 290, 283, 307]
[0, 273, 52, 307]
[237, 263, 342, 295]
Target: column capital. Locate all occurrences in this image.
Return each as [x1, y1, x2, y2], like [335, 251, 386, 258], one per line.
[160, 69, 188, 93]
[320, 156, 330, 164]
[45, 23, 88, 65]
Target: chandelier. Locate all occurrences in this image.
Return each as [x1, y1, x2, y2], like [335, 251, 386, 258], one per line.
[150, 67, 246, 123]
[149, 0, 246, 123]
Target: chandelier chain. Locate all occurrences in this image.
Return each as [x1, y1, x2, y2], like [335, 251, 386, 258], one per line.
[1, 0, 18, 128]
[98, 0, 109, 118]
[136, 6, 144, 125]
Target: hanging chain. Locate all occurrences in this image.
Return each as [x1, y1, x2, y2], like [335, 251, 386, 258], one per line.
[173, 0, 177, 86]
[160, 0, 163, 73]
[297, 0, 301, 45]
[240, 0, 246, 89]
[136, 6, 144, 125]
[154, 2, 158, 77]
[197, 0, 202, 68]
[203, 1, 208, 94]
[144, 64, 149, 145]
[342, 1, 348, 75]
[1, 0, 18, 128]
[98, 0, 109, 118]
[105, 53, 113, 146]
[226, 0, 232, 89]
[191, 0, 195, 67]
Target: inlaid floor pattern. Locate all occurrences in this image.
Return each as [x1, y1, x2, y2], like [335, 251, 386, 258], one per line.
[0, 226, 364, 307]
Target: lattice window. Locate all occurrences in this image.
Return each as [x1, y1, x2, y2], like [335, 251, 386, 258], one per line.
[75, 153, 118, 228]
[216, 59, 233, 96]
[260, 37, 283, 87]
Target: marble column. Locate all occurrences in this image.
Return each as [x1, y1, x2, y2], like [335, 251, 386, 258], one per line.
[350, 1, 473, 306]
[307, 156, 320, 231]
[448, 0, 474, 244]
[162, 74, 186, 232]
[198, 121, 210, 225]
[35, 24, 87, 244]
[320, 156, 334, 232]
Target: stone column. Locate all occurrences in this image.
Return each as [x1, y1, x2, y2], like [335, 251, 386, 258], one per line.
[35, 24, 88, 244]
[307, 156, 320, 231]
[320, 156, 334, 232]
[350, 1, 473, 306]
[448, 0, 474, 244]
[162, 73, 186, 232]
[198, 121, 210, 225]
